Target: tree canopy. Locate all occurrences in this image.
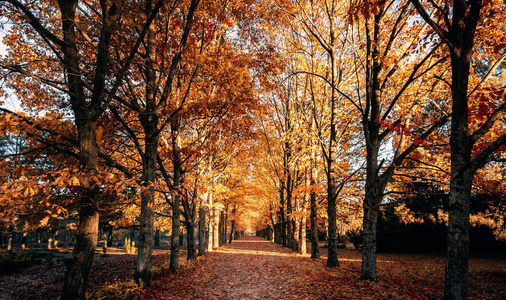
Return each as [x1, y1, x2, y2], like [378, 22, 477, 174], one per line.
[1, 0, 504, 299]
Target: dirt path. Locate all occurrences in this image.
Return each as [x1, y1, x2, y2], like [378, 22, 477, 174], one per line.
[195, 236, 305, 299]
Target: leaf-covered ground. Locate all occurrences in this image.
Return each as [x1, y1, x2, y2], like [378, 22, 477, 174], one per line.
[1, 236, 505, 299]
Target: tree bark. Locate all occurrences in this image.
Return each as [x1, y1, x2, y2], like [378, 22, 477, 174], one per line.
[107, 226, 113, 247]
[169, 193, 181, 272]
[182, 191, 197, 261]
[300, 171, 308, 255]
[169, 122, 183, 272]
[286, 175, 294, 250]
[310, 137, 319, 259]
[360, 12, 385, 280]
[134, 134, 157, 285]
[293, 211, 300, 252]
[326, 26, 339, 268]
[218, 210, 224, 246]
[361, 193, 380, 280]
[229, 205, 236, 243]
[408, 1, 486, 297]
[207, 165, 215, 252]
[62, 120, 101, 300]
[279, 182, 287, 247]
[134, 0, 159, 286]
[198, 199, 206, 256]
[154, 229, 160, 247]
[186, 219, 196, 260]
[229, 219, 235, 244]
[207, 204, 214, 251]
[57, 0, 119, 297]
[213, 206, 220, 248]
[444, 1, 481, 298]
[223, 206, 228, 245]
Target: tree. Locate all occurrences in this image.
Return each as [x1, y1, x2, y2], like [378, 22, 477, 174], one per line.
[344, 0, 453, 280]
[410, 0, 506, 298]
[110, 0, 200, 283]
[1, 1, 160, 297]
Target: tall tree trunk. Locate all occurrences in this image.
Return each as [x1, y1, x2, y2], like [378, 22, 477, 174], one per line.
[360, 13, 384, 280]
[154, 229, 160, 247]
[134, 0, 158, 285]
[169, 191, 181, 271]
[107, 226, 113, 247]
[62, 120, 100, 300]
[286, 176, 293, 249]
[444, 2, 482, 297]
[279, 182, 287, 247]
[275, 223, 282, 244]
[310, 136, 319, 258]
[198, 197, 206, 256]
[229, 220, 235, 244]
[361, 137, 383, 280]
[213, 207, 220, 248]
[291, 194, 299, 252]
[229, 205, 236, 243]
[182, 191, 197, 261]
[326, 27, 339, 268]
[135, 127, 157, 286]
[169, 123, 182, 272]
[222, 207, 228, 245]
[179, 227, 184, 247]
[269, 211, 276, 242]
[293, 212, 300, 252]
[300, 170, 308, 255]
[186, 219, 196, 260]
[361, 193, 380, 280]
[207, 207, 214, 251]
[218, 211, 223, 246]
[207, 166, 214, 252]
[58, 0, 119, 297]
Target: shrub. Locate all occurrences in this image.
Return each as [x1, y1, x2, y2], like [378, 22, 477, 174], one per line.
[0, 250, 33, 276]
[346, 228, 363, 249]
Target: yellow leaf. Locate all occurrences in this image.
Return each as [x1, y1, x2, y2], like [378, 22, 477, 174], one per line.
[70, 176, 80, 186]
[40, 216, 49, 227]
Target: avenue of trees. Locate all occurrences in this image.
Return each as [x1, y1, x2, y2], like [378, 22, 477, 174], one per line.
[0, 0, 504, 299]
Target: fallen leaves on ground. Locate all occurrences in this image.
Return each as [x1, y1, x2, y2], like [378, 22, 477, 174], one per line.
[0, 237, 505, 299]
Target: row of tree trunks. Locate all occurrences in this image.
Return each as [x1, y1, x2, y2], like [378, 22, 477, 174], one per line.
[0, 230, 64, 250]
[271, 160, 316, 257]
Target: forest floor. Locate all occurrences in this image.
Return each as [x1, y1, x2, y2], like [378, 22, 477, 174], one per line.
[0, 236, 505, 299]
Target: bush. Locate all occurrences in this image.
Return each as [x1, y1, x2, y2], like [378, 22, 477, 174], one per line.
[346, 228, 363, 249]
[0, 250, 33, 276]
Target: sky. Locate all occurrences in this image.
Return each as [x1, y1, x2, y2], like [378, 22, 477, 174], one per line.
[0, 18, 25, 112]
